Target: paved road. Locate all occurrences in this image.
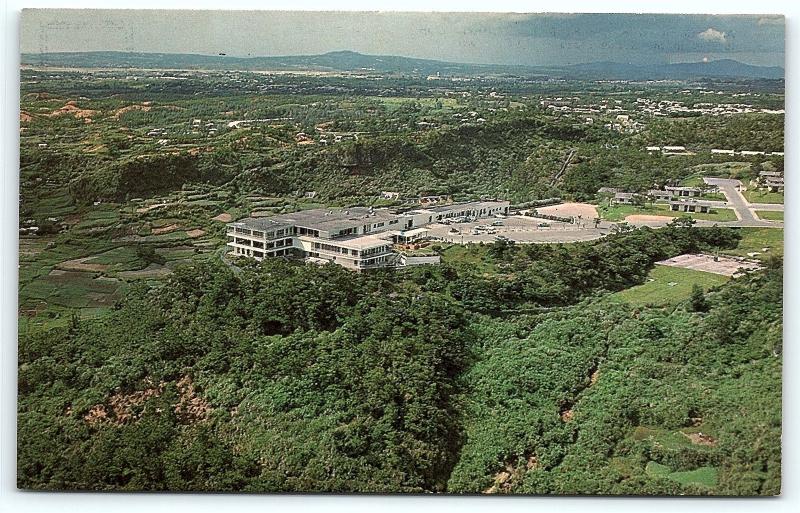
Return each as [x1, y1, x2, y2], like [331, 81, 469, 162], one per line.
[750, 203, 785, 212]
[703, 177, 781, 226]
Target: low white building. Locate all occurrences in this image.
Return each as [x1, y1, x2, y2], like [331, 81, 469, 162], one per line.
[227, 201, 510, 271]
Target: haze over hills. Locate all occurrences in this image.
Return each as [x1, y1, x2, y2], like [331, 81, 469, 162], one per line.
[21, 50, 784, 80]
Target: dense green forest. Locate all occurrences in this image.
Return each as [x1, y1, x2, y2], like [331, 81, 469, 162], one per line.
[18, 225, 782, 494]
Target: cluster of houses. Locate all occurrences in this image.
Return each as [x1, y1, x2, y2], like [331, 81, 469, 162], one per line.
[601, 185, 717, 214]
[646, 145, 784, 157]
[603, 114, 644, 133]
[645, 145, 693, 155]
[316, 130, 361, 145]
[758, 170, 785, 193]
[636, 97, 785, 117]
[539, 94, 784, 133]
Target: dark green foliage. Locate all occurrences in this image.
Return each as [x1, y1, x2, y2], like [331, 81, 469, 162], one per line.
[689, 284, 710, 313]
[17, 224, 779, 494]
[449, 266, 782, 495]
[135, 244, 166, 266]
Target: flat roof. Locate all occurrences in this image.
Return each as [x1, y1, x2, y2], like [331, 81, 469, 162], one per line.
[428, 200, 509, 213]
[302, 234, 392, 250]
[233, 207, 397, 233]
[402, 227, 429, 236]
[231, 201, 509, 232]
[669, 199, 714, 206]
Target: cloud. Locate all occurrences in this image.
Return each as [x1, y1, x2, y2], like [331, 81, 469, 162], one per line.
[697, 28, 727, 43]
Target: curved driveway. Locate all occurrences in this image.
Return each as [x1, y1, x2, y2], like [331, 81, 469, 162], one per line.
[703, 177, 782, 227]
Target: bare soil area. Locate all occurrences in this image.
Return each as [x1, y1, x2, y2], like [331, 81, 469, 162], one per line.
[657, 253, 762, 277]
[537, 202, 599, 219]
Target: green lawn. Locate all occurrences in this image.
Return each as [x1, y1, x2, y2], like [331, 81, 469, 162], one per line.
[691, 162, 752, 179]
[19, 270, 126, 309]
[86, 246, 148, 271]
[440, 244, 497, 274]
[597, 203, 666, 222]
[646, 461, 717, 488]
[598, 203, 737, 223]
[680, 176, 706, 187]
[18, 305, 113, 332]
[743, 189, 784, 204]
[28, 189, 78, 218]
[755, 210, 784, 221]
[723, 227, 783, 260]
[609, 265, 729, 307]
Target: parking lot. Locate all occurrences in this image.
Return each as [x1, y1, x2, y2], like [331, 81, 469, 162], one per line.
[426, 215, 610, 244]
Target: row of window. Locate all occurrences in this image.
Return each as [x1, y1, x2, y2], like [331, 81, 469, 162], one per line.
[230, 237, 293, 249]
[313, 241, 359, 256]
[233, 246, 292, 258]
[361, 245, 390, 257]
[358, 255, 389, 267]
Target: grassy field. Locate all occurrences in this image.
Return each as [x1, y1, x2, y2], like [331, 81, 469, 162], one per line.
[645, 461, 718, 488]
[597, 203, 737, 223]
[367, 96, 460, 111]
[743, 189, 784, 204]
[439, 243, 498, 274]
[723, 227, 783, 260]
[691, 161, 752, 180]
[597, 203, 666, 221]
[609, 265, 729, 307]
[680, 176, 706, 187]
[755, 210, 784, 221]
[18, 186, 225, 332]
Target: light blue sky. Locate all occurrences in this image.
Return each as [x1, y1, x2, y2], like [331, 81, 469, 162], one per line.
[21, 10, 785, 67]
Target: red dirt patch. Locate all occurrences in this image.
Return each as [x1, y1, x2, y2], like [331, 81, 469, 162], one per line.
[186, 229, 206, 238]
[84, 380, 164, 426]
[57, 256, 110, 272]
[151, 223, 180, 235]
[136, 202, 171, 213]
[48, 101, 98, 120]
[20, 111, 33, 123]
[561, 409, 574, 422]
[483, 455, 539, 494]
[174, 376, 212, 423]
[84, 375, 211, 427]
[113, 104, 152, 119]
[212, 212, 233, 223]
[683, 431, 718, 447]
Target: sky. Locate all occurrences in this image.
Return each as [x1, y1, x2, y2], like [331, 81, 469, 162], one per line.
[20, 10, 785, 67]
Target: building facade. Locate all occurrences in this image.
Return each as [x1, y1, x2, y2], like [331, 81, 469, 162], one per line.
[226, 201, 510, 271]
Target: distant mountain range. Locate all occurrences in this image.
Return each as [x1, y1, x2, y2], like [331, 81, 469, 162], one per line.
[20, 50, 785, 80]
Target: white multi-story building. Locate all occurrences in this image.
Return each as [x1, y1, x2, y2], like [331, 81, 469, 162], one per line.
[226, 201, 510, 271]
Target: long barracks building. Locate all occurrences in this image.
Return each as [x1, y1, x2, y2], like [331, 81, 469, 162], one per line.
[226, 200, 509, 271]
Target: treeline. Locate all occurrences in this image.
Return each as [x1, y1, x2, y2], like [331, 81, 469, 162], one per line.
[441, 222, 740, 312]
[643, 114, 784, 152]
